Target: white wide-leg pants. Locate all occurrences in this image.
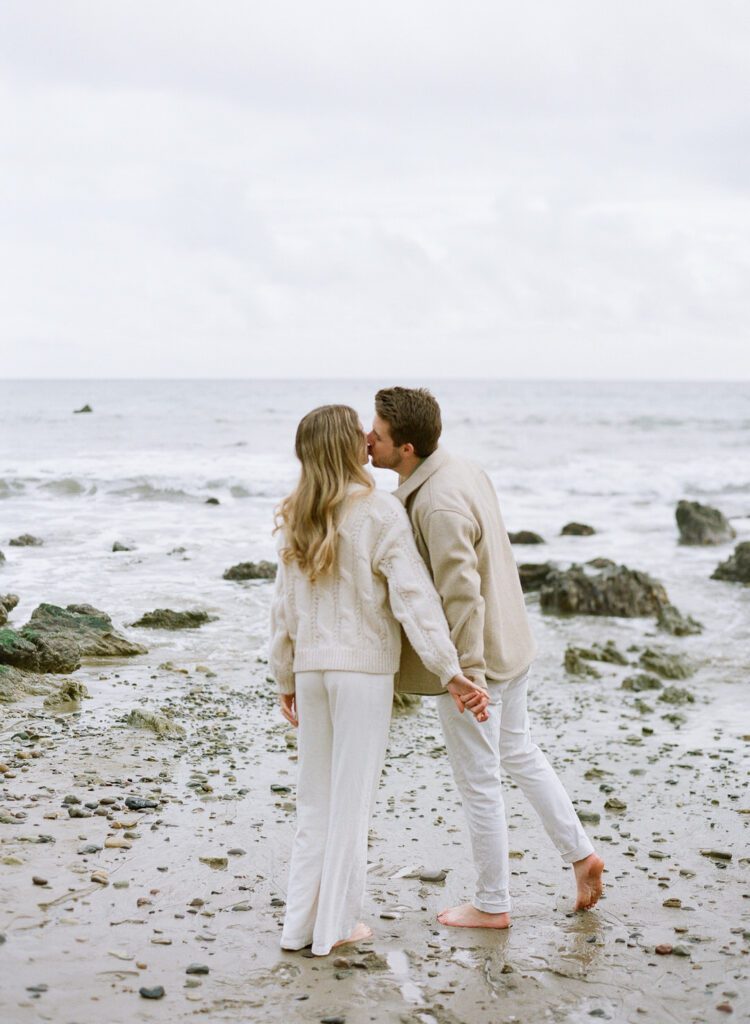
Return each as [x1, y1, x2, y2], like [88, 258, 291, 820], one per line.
[437, 669, 594, 913]
[280, 670, 393, 956]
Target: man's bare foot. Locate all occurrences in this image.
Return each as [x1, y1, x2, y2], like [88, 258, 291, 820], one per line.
[331, 922, 372, 949]
[573, 853, 605, 909]
[437, 903, 510, 929]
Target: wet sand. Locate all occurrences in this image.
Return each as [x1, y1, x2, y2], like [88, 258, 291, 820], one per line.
[1, 624, 749, 1024]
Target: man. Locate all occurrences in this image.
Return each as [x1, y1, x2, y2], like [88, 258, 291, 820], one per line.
[368, 386, 604, 928]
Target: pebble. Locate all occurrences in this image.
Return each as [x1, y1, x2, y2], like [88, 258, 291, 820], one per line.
[186, 964, 209, 975]
[68, 807, 92, 819]
[673, 944, 691, 956]
[700, 849, 732, 861]
[32, 876, 48, 886]
[655, 944, 673, 955]
[321, 1018, 346, 1024]
[139, 986, 165, 1000]
[227, 848, 246, 856]
[125, 797, 158, 810]
[663, 898, 682, 908]
[199, 856, 228, 869]
[418, 869, 448, 882]
[105, 837, 133, 850]
[90, 870, 109, 885]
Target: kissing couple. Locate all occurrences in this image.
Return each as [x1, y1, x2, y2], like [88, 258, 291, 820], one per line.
[269, 386, 604, 957]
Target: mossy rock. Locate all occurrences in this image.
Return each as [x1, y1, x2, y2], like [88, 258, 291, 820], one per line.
[639, 647, 694, 680]
[222, 561, 277, 581]
[131, 609, 218, 630]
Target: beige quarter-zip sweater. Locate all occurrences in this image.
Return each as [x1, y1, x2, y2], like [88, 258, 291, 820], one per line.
[269, 486, 462, 695]
[394, 447, 536, 695]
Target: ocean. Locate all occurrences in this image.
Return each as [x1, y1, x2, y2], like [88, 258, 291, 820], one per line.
[1, 378, 748, 697]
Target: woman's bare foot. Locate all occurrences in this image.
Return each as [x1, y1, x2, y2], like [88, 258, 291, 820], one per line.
[573, 853, 605, 909]
[437, 903, 511, 929]
[331, 922, 372, 949]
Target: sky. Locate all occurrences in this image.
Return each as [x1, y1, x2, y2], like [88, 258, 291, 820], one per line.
[1, 1, 749, 379]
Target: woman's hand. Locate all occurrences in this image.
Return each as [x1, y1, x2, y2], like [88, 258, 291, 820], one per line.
[447, 674, 490, 722]
[279, 692, 298, 727]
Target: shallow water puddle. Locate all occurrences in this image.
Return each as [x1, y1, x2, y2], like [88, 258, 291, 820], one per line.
[386, 949, 424, 1004]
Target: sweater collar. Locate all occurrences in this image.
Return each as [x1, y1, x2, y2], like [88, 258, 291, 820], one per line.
[393, 446, 449, 505]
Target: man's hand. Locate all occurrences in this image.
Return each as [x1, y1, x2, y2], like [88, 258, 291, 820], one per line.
[447, 674, 490, 722]
[279, 692, 298, 727]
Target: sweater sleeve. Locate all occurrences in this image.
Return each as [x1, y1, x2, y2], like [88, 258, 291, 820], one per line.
[373, 507, 462, 687]
[269, 558, 295, 695]
[421, 507, 487, 687]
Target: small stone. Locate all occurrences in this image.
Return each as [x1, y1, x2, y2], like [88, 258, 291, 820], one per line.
[672, 944, 691, 956]
[320, 1018, 346, 1024]
[139, 986, 165, 999]
[270, 784, 291, 793]
[700, 849, 732, 861]
[32, 876, 48, 886]
[227, 848, 246, 856]
[655, 944, 673, 955]
[604, 797, 627, 811]
[90, 870, 109, 885]
[125, 797, 158, 810]
[105, 837, 133, 850]
[716, 1003, 733, 1014]
[418, 869, 448, 882]
[186, 964, 209, 975]
[662, 898, 681, 908]
[577, 810, 600, 825]
[199, 856, 228, 869]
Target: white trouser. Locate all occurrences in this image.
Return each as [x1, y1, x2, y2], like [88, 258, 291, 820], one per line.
[437, 669, 594, 914]
[280, 670, 393, 956]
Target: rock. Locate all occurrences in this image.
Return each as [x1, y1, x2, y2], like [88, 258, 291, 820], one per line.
[577, 810, 600, 824]
[540, 564, 669, 618]
[0, 627, 79, 674]
[657, 686, 695, 705]
[205, 497, 220, 505]
[561, 522, 596, 536]
[517, 562, 556, 593]
[586, 558, 616, 569]
[131, 609, 217, 630]
[139, 986, 165, 1000]
[24, 603, 147, 659]
[78, 843, 102, 854]
[199, 856, 228, 869]
[222, 561, 277, 581]
[621, 673, 663, 692]
[700, 849, 732, 861]
[639, 648, 694, 679]
[124, 709, 186, 738]
[112, 541, 134, 552]
[655, 944, 673, 955]
[0, 550, 5, 564]
[0, 664, 76, 704]
[676, 500, 735, 545]
[711, 542, 750, 584]
[564, 648, 601, 678]
[42, 678, 90, 708]
[90, 870, 109, 885]
[0, 594, 18, 628]
[656, 603, 704, 636]
[185, 964, 209, 975]
[74, 404, 93, 414]
[9, 534, 43, 547]
[32, 875, 48, 885]
[672, 944, 691, 956]
[104, 837, 133, 849]
[508, 531, 545, 545]
[125, 797, 158, 810]
[604, 797, 627, 811]
[392, 691, 421, 712]
[418, 868, 448, 882]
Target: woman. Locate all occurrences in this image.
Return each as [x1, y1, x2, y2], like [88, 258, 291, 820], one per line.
[269, 404, 486, 957]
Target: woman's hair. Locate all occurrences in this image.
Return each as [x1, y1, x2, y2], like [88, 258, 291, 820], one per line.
[275, 404, 373, 580]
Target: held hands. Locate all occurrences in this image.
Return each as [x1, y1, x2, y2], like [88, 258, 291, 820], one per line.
[279, 692, 298, 728]
[447, 674, 490, 722]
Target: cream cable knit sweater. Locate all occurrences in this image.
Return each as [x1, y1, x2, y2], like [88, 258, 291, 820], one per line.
[269, 487, 462, 694]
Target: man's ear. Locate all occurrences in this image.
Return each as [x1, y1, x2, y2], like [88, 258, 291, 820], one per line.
[401, 442, 416, 457]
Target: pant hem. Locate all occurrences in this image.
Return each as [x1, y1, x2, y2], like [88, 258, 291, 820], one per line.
[473, 898, 512, 914]
[280, 937, 312, 951]
[561, 840, 596, 864]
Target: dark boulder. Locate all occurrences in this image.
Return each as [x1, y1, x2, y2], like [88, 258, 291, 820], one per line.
[0, 664, 66, 703]
[656, 603, 703, 636]
[27, 603, 147, 658]
[676, 500, 735, 545]
[9, 534, 43, 547]
[0, 594, 19, 628]
[517, 562, 556, 593]
[131, 608, 218, 630]
[621, 673, 663, 692]
[508, 531, 545, 545]
[711, 542, 750, 584]
[0, 626, 80, 673]
[540, 564, 668, 617]
[639, 647, 694, 680]
[223, 561, 277, 581]
[561, 522, 596, 536]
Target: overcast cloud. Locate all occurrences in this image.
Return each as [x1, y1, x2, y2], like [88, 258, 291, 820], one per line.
[1, 0, 749, 378]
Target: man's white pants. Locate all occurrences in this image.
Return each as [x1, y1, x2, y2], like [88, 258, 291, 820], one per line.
[280, 670, 393, 956]
[437, 669, 594, 914]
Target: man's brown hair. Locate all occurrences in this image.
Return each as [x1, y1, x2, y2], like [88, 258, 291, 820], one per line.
[375, 387, 442, 458]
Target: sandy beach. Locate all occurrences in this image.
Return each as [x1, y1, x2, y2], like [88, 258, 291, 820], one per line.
[2, 593, 749, 1024]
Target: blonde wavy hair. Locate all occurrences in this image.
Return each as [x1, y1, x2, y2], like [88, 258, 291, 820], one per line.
[275, 404, 374, 580]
